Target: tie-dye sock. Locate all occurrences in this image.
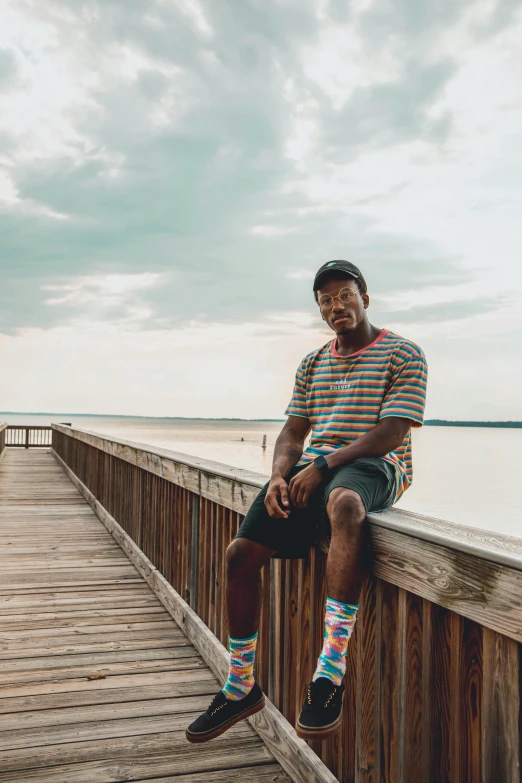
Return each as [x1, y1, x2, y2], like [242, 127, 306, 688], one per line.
[222, 632, 258, 701]
[312, 597, 359, 686]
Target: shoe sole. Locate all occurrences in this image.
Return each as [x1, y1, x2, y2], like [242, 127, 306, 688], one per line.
[185, 695, 265, 744]
[295, 713, 342, 741]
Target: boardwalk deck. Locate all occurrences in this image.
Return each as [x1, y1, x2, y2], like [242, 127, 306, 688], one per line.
[0, 450, 293, 783]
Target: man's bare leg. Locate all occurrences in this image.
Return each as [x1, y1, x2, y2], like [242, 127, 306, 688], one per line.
[225, 537, 275, 638]
[325, 487, 368, 604]
[185, 538, 274, 742]
[295, 487, 368, 740]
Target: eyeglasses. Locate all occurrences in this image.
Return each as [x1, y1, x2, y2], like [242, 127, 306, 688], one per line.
[317, 286, 359, 310]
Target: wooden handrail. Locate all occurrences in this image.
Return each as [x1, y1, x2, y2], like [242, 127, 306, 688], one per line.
[51, 424, 522, 782]
[51, 424, 522, 572]
[6, 425, 55, 429]
[5, 425, 53, 448]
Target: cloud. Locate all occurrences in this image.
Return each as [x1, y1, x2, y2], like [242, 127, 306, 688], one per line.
[0, 0, 521, 419]
[250, 224, 296, 237]
[40, 273, 164, 326]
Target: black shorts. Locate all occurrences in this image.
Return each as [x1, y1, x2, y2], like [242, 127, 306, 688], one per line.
[235, 457, 397, 559]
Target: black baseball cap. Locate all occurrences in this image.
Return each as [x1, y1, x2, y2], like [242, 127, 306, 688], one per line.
[313, 260, 365, 291]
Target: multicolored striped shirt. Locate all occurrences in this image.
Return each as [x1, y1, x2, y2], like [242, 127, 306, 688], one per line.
[285, 329, 428, 503]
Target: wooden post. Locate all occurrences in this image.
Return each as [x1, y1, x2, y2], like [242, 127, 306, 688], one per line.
[190, 493, 200, 611]
[24, 428, 29, 449]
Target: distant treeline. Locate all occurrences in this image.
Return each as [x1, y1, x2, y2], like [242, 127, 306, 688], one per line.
[1, 412, 521, 428]
[425, 420, 522, 429]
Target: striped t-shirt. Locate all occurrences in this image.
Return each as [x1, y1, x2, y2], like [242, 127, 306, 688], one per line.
[285, 329, 428, 503]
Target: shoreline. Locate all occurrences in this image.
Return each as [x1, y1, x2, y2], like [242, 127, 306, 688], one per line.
[1, 412, 521, 429]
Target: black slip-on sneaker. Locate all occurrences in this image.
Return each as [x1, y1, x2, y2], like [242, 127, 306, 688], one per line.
[185, 682, 265, 743]
[296, 677, 344, 740]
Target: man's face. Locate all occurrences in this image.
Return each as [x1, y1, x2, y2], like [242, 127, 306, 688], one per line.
[316, 275, 369, 335]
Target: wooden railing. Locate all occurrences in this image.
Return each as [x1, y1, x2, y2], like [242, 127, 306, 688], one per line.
[0, 423, 6, 461]
[6, 425, 53, 448]
[51, 425, 522, 783]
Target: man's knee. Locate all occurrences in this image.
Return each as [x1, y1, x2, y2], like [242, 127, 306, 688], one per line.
[326, 488, 366, 528]
[226, 537, 273, 577]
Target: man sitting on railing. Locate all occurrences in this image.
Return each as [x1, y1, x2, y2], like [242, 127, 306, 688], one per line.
[186, 260, 428, 744]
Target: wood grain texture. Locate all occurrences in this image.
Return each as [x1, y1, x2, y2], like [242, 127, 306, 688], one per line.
[53, 447, 339, 783]
[403, 591, 423, 783]
[0, 449, 290, 783]
[52, 428, 522, 647]
[0, 742, 283, 783]
[379, 580, 399, 782]
[50, 430, 522, 783]
[460, 617, 482, 783]
[372, 526, 522, 644]
[356, 574, 378, 782]
[429, 603, 452, 782]
[482, 628, 520, 782]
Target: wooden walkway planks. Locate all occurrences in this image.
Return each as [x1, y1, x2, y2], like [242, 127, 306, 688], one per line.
[0, 450, 293, 783]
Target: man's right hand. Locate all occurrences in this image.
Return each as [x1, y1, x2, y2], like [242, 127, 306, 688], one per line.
[264, 475, 291, 518]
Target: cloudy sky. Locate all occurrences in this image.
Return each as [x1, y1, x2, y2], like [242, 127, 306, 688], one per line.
[1, 0, 521, 420]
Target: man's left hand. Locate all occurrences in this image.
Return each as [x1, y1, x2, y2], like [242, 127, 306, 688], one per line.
[288, 463, 323, 508]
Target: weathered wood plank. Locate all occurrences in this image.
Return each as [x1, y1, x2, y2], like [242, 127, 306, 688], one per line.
[0, 654, 203, 686]
[132, 766, 293, 783]
[0, 627, 183, 654]
[0, 752, 292, 783]
[0, 677, 219, 715]
[0, 710, 255, 751]
[0, 693, 213, 731]
[0, 646, 194, 673]
[0, 739, 276, 782]
[356, 573, 378, 781]
[482, 628, 520, 782]
[0, 589, 155, 611]
[0, 636, 188, 660]
[372, 526, 522, 643]
[0, 606, 168, 628]
[0, 667, 213, 700]
[0, 567, 140, 589]
[0, 730, 267, 774]
[0, 618, 175, 639]
[379, 580, 399, 781]
[403, 591, 423, 783]
[460, 617, 482, 783]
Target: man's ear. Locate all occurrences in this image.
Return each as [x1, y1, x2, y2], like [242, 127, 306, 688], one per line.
[362, 293, 370, 310]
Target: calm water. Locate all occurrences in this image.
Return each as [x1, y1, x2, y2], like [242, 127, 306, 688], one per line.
[3, 414, 521, 538]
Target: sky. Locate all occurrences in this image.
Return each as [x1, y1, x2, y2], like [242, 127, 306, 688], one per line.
[1, 0, 521, 420]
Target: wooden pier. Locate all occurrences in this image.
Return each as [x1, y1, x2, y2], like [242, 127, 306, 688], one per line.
[0, 448, 293, 782]
[0, 422, 521, 782]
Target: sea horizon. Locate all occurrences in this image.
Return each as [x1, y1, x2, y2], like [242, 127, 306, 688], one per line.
[2, 411, 521, 428]
[2, 412, 521, 536]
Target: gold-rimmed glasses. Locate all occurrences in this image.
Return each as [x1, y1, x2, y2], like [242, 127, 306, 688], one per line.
[317, 286, 359, 310]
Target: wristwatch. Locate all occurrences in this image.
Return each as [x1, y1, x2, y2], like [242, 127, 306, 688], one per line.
[313, 455, 330, 474]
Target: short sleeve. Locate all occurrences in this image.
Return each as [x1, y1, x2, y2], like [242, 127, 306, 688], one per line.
[284, 361, 308, 418]
[379, 350, 428, 427]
